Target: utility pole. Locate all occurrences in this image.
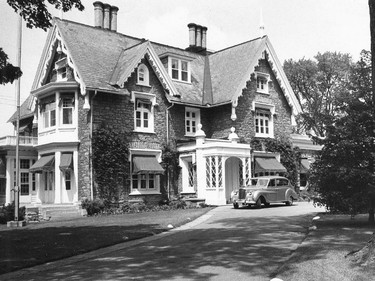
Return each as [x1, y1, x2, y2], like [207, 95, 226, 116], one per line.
[14, 15, 22, 222]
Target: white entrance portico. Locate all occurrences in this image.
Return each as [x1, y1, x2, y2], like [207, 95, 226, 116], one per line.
[178, 126, 252, 205]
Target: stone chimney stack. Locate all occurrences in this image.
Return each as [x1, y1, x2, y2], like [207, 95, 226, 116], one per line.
[186, 23, 208, 54]
[110, 6, 119, 32]
[202, 26, 207, 49]
[103, 3, 111, 29]
[93, 1, 119, 32]
[93, 1, 104, 28]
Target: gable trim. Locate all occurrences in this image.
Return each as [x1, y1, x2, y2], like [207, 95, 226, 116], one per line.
[109, 41, 179, 98]
[32, 21, 87, 96]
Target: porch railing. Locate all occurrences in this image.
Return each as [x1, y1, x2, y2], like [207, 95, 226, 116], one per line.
[0, 136, 38, 146]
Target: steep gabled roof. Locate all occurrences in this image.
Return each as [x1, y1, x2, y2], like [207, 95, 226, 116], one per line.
[209, 37, 265, 105]
[30, 18, 301, 115]
[8, 95, 35, 123]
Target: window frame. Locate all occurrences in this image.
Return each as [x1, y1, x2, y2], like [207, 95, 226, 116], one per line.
[137, 63, 150, 86]
[42, 100, 56, 129]
[131, 92, 156, 133]
[252, 101, 275, 138]
[185, 107, 201, 136]
[60, 93, 75, 126]
[255, 72, 270, 94]
[168, 57, 191, 83]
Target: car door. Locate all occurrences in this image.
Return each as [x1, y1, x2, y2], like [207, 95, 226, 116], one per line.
[276, 178, 289, 201]
[266, 179, 278, 202]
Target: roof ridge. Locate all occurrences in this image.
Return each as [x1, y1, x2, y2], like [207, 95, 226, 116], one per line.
[210, 36, 266, 56]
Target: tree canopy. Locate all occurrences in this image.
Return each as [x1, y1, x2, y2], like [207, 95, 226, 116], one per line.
[284, 52, 352, 137]
[1, 0, 84, 85]
[310, 50, 375, 219]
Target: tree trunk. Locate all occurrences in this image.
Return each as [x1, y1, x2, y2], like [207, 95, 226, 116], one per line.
[369, 0, 375, 224]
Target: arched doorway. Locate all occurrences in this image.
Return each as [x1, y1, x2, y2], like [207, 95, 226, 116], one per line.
[225, 157, 241, 203]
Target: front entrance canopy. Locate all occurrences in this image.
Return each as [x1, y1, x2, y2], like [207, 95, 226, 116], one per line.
[29, 155, 55, 173]
[133, 156, 164, 174]
[60, 153, 73, 172]
[254, 157, 287, 173]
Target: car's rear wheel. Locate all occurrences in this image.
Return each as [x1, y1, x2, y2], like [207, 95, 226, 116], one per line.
[255, 198, 262, 209]
[286, 196, 294, 206]
[233, 203, 239, 209]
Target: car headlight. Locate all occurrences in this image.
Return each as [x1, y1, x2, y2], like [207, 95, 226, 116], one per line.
[231, 191, 238, 196]
[247, 191, 252, 196]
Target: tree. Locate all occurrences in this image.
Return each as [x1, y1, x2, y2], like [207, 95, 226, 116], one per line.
[1, 0, 84, 84]
[284, 52, 352, 137]
[311, 50, 373, 218]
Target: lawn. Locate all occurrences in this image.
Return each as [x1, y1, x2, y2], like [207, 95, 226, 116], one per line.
[0, 207, 213, 275]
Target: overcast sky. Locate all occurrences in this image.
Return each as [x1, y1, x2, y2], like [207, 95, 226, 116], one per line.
[0, 0, 370, 136]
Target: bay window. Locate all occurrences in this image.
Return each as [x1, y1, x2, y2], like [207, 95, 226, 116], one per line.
[61, 94, 74, 125]
[42, 100, 56, 129]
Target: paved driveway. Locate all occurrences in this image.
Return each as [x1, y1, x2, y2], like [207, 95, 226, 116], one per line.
[4, 202, 324, 281]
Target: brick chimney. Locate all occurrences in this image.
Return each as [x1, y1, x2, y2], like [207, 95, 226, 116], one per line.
[93, 1, 119, 32]
[186, 23, 208, 54]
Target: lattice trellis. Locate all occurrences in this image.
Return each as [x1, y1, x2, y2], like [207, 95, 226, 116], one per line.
[245, 157, 251, 185]
[205, 156, 223, 188]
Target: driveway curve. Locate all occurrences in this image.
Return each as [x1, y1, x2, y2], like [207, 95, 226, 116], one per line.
[3, 202, 324, 281]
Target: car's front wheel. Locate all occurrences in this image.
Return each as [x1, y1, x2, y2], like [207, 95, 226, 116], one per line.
[233, 203, 239, 209]
[255, 198, 262, 209]
[286, 196, 294, 206]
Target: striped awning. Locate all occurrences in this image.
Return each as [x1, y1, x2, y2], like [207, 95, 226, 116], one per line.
[254, 157, 287, 173]
[60, 154, 73, 172]
[29, 155, 54, 173]
[133, 156, 164, 174]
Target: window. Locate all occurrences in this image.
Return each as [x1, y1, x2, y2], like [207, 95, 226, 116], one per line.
[132, 173, 157, 190]
[255, 110, 270, 135]
[255, 108, 274, 138]
[20, 159, 30, 169]
[137, 64, 149, 86]
[42, 100, 56, 128]
[185, 108, 200, 136]
[61, 95, 74, 125]
[65, 170, 71, 190]
[256, 72, 270, 94]
[169, 57, 190, 82]
[135, 99, 152, 131]
[20, 172, 29, 195]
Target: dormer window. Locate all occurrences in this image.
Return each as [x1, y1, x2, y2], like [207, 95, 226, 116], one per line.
[169, 57, 190, 83]
[55, 57, 68, 82]
[137, 64, 150, 86]
[255, 72, 270, 94]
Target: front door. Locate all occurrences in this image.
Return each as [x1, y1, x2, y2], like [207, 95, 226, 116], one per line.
[44, 171, 55, 203]
[225, 157, 240, 203]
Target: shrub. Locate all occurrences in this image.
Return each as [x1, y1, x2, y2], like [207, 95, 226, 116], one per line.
[0, 203, 25, 224]
[81, 198, 105, 216]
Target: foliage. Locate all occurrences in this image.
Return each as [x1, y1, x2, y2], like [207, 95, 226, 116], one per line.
[81, 198, 105, 216]
[1, 0, 84, 85]
[251, 137, 300, 188]
[284, 51, 353, 137]
[0, 48, 22, 85]
[92, 127, 129, 203]
[310, 50, 374, 217]
[81, 198, 202, 216]
[7, 0, 84, 31]
[161, 140, 181, 195]
[0, 203, 25, 224]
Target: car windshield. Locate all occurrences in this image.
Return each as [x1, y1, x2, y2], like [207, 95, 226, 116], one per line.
[256, 179, 269, 187]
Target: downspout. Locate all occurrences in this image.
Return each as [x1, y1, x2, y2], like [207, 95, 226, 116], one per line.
[166, 102, 175, 199]
[89, 90, 98, 200]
